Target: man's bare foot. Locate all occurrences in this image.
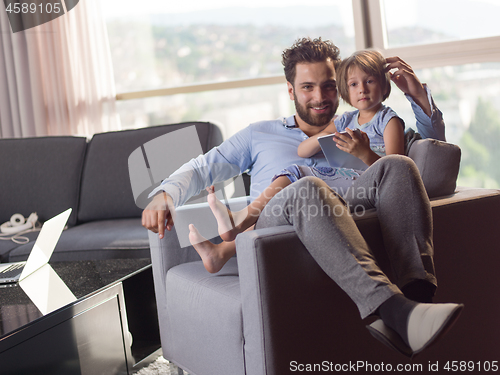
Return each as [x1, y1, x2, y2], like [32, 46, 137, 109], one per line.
[188, 224, 235, 273]
[206, 186, 242, 242]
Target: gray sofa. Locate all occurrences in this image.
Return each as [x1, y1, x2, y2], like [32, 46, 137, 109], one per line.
[148, 137, 500, 374]
[0, 121, 223, 263]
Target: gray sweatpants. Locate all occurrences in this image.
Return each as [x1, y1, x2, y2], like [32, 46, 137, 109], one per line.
[255, 155, 436, 319]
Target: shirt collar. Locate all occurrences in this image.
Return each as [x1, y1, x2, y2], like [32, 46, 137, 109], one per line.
[282, 115, 298, 129]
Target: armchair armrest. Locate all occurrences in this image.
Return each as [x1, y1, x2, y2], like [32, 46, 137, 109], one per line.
[149, 195, 250, 274]
[173, 196, 249, 248]
[235, 226, 366, 375]
[148, 195, 249, 367]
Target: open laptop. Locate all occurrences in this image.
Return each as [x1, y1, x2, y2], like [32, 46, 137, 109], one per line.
[0, 208, 71, 285]
[317, 132, 368, 170]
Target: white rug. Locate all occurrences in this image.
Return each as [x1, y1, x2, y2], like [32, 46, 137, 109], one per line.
[134, 356, 188, 375]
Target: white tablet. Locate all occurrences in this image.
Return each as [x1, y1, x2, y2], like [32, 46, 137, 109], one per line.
[317, 133, 368, 170]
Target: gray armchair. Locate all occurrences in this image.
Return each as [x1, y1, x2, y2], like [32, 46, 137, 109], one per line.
[148, 139, 500, 374]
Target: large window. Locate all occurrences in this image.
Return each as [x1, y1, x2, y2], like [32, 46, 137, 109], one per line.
[102, 0, 356, 134]
[103, 0, 500, 188]
[355, 0, 500, 188]
[105, 1, 356, 93]
[383, 0, 500, 48]
[384, 62, 500, 188]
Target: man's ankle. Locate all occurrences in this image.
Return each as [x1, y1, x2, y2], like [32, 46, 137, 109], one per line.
[378, 294, 417, 346]
[402, 280, 436, 303]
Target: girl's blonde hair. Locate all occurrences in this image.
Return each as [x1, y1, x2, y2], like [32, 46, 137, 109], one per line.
[337, 50, 391, 106]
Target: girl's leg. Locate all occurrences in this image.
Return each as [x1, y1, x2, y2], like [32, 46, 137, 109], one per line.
[207, 176, 292, 241]
[188, 224, 255, 273]
[188, 224, 236, 273]
[191, 176, 292, 273]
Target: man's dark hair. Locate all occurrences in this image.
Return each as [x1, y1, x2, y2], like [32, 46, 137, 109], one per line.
[282, 37, 341, 85]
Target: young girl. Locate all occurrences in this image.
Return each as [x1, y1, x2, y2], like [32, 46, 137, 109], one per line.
[189, 50, 405, 273]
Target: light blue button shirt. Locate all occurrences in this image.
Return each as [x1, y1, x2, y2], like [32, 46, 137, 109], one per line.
[405, 85, 445, 141]
[151, 86, 444, 207]
[151, 115, 330, 206]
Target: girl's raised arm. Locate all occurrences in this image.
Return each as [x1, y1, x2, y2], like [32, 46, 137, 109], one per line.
[383, 117, 405, 156]
[297, 121, 337, 158]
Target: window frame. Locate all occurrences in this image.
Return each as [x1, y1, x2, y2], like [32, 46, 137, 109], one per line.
[353, 0, 500, 69]
[114, 0, 500, 101]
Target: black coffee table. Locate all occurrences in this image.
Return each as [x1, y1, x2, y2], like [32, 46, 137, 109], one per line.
[0, 258, 161, 375]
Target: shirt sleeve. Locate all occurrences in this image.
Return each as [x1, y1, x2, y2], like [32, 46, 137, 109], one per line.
[405, 84, 446, 141]
[376, 107, 405, 137]
[149, 126, 254, 207]
[334, 112, 349, 132]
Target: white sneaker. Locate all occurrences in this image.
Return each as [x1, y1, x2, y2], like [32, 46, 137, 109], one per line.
[407, 303, 464, 355]
[367, 303, 464, 358]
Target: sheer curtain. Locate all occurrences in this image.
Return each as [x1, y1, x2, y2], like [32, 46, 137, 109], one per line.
[0, 0, 120, 138]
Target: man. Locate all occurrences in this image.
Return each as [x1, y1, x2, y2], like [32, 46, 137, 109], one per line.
[142, 37, 461, 357]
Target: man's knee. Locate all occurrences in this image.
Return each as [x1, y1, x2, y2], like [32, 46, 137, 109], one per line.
[285, 177, 346, 206]
[294, 176, 324, 190]
[291, 176, 331, 198]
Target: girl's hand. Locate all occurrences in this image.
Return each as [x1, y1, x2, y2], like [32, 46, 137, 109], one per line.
[334, 128, 371, 159]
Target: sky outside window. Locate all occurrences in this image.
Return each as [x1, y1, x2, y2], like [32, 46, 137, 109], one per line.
[382, 0, 500, 47]
[102, 0, 356, 93]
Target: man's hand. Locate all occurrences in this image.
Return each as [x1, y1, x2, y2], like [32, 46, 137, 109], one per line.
[385, 56, 432, 117]
[142, 191, 175, 239]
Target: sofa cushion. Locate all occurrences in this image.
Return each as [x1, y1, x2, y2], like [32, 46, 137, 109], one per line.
[0, 231, 40, 263]
[77, 122, 223, 223]
[408, 138, 461, 198]
[8, 218, 149, 262]
[164, 258, 245, 375]
[0, 136, 87, 228]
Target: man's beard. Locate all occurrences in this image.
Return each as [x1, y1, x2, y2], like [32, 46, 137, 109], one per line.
[294, 93, 338, 127]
